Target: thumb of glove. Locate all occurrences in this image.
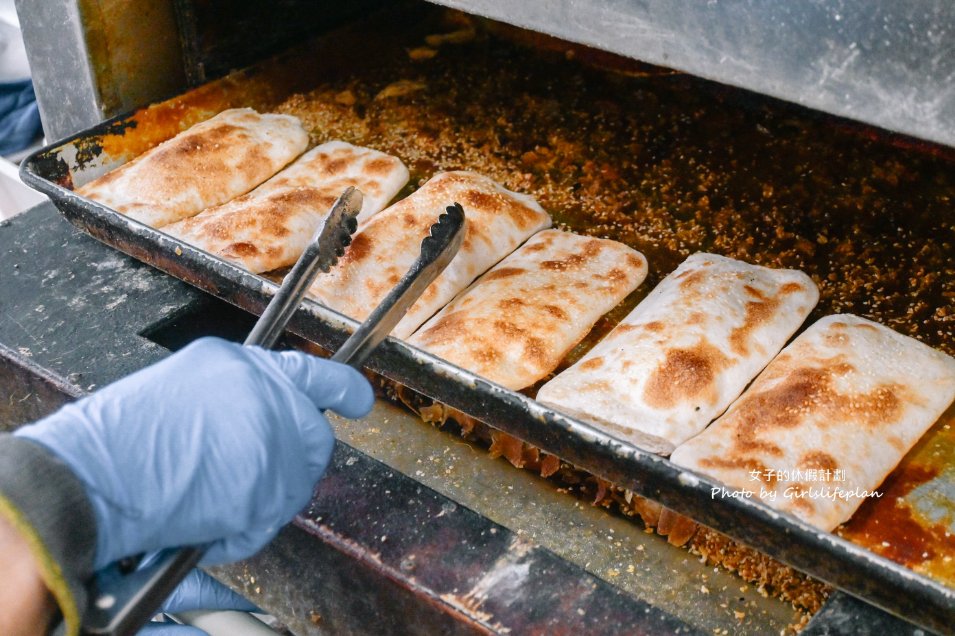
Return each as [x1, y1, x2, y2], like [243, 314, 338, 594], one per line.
[252, 348, 375, 418]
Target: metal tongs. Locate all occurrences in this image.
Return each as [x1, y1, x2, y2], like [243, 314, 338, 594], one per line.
[83, 190, 466, 636]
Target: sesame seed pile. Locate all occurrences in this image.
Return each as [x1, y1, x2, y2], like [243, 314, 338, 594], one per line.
[277, 9, 954, 356]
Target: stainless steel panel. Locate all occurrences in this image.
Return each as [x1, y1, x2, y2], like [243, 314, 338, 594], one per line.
[15, 0, 185, 140]
[428, 0, 955, 147]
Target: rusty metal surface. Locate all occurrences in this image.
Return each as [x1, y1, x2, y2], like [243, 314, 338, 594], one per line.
[838, 404, 955, 588]
[803, 591, 933, 636]
[21, 105, 955, 636]
[22, 10, 416, 177]
[326, 399, 805, 634]
[16, 7, 955, 632]
[0, 343, 78, 431]
[0, 203, 929, 633]
[0, 204, 779, 633]
[213, 444, 699, 635]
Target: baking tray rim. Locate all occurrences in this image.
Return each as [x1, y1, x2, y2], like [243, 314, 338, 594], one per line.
[18, 110, 955, 634]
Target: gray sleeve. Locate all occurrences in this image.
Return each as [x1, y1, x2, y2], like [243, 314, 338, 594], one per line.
[0, 433, 96, 633]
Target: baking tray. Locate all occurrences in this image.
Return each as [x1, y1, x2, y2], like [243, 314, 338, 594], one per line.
[19, 25, 955, 636]
[21, 109, 955, 636]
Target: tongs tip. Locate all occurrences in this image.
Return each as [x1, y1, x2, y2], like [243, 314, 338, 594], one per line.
[331, 201, 467, 367]
[421, 202, 466, 258]
[244, 186, 362, 349]
[317, 187, 363, 272]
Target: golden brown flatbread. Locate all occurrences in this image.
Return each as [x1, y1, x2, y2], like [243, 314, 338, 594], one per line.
[162, 141, 408, 273]
[408, 230, 648, 389]
[77, 108, 309, 227]
[536, 253, 819, 454]
[307, 171, 552, 338]
[670, 314, 955, 531]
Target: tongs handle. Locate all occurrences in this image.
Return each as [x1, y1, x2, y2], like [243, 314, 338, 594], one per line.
[81, 203, 465, 636]
[243, 235, 337, 348]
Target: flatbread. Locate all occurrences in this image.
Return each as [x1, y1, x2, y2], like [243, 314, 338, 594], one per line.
[77, 108, 309, 228]
[307, 171, 552, 338]
[162, 141, 408, 273]
[669, 314, 955, 531]
[536, 253, 819, 454]
[408, 230, 648, 390]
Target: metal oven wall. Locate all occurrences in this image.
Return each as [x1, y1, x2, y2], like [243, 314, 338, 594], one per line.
[14, 0, 186, 140]
[14, 0, 955, 148]
[13, 0, 383, 140]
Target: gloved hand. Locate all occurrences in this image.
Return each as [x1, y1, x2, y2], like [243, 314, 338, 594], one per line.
[141, 567, 258, 635]
[15, 337, 373, 569]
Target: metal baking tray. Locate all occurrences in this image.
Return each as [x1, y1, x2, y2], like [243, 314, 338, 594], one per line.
[19, 27, 955, 636]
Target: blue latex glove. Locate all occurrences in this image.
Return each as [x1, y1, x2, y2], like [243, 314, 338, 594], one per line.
[142, 568, 258, 636]
[15, 337, 373, 569]
[0, 79, 41, 155]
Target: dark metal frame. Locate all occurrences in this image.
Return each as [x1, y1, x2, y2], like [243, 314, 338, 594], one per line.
[20, 117, 955, 634]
